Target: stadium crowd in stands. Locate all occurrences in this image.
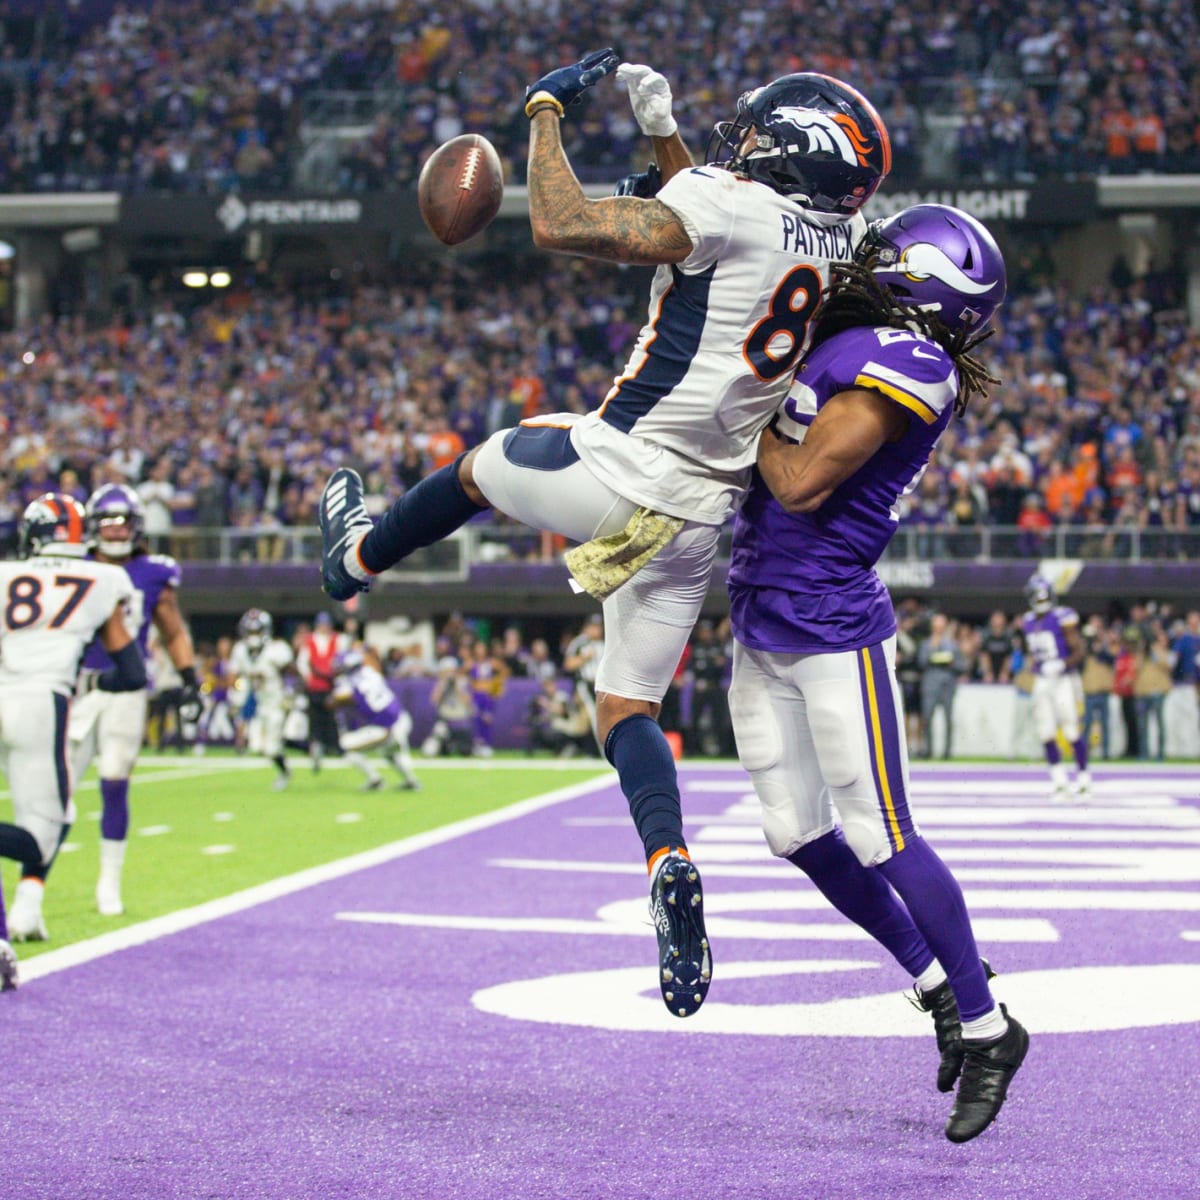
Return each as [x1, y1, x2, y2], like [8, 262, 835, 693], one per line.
[0, 245, 1196, 559]
[0, 0, 1197, 195]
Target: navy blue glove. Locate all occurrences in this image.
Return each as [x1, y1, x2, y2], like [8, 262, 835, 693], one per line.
[525, 48, 619, 118]
[614, 162, 662, 198]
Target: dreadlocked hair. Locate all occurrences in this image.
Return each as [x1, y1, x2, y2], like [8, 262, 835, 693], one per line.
[807, 258, 1001, 416]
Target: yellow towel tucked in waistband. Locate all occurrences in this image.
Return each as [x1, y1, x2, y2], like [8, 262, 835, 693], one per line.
[563, 506, 686, 602]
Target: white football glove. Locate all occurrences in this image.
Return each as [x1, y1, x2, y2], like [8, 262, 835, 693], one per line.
[616, 63, 677, 138]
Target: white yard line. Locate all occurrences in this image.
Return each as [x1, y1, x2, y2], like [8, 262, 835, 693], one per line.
[17, 774, 616, 984]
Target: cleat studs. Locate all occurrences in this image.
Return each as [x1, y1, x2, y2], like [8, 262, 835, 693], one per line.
[664, 871, 676, 884]
[691, 894, 701, 907]
[700, 970, 711, 983]
[694, 993, 702, 1004]
[662, 967, 674, 982]
[677, 1007, 688, 1017]
[664, 990, 674, 1002]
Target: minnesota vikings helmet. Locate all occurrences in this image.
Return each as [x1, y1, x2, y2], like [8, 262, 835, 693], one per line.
[334, 648, 365, 675]
[706, 72, 891, 222]
[862, 204, 1007, 333]
[86, 483, 146, 559]
[19, 493, 88, 558]
[238, 608, 273, 649]
[1026, 574, 1055, 615]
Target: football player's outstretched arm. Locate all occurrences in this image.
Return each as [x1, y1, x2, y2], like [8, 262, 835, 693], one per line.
[616, 63, 693, 185]
[756, 389, 910, 514]
[527, 111, 693, 264]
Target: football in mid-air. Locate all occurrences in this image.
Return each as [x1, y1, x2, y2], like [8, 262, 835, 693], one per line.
[417, 133, 504, 246]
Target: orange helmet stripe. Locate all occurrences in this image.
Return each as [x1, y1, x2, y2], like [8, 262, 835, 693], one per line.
[808, 72, 892, 176]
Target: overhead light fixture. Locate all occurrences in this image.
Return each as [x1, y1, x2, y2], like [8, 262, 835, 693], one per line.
[209, 270, 232, 288]
[182, 270, 209, 288]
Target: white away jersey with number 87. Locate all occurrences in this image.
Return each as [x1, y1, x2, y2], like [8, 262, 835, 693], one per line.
[0, 555, 133, 696]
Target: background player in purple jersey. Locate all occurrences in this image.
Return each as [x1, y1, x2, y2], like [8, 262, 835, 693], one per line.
[1021, 574, 1090, 799]
[9, 484, 200, 938]
[319, 52, 891, 1019]
[327, 647, 420, 791]
[727, 204, 1028, 1144]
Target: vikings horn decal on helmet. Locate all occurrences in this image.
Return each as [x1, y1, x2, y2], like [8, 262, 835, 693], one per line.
[1026, 574, 1055, 615]
[863, 204, 1007, 333]
[705, 72, 891, 222]
[334, 648, 365, 675]
[19, 493, 89, 558]
[86, 482, 146, 558]
[238, 608, 273, 647]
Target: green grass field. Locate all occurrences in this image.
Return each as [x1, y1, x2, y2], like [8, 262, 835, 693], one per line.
[2, 752, 610, 958]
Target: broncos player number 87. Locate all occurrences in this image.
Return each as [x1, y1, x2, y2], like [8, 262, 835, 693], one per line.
[0, 495, 146, 986]
[8, 483, 201, 939]
[319, 54, 890, 1019]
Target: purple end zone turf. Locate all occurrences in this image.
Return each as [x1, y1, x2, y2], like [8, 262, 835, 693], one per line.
[2, 764, 1198, 1199]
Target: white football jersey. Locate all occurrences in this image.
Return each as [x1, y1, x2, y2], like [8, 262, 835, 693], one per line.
[230, 637, 294, 706]
[571, 167, 867, 524]
[0, 554, 133, 696]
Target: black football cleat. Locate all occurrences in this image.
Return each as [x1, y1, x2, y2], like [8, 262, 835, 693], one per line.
[910, 959, 996, 1092]
[319, 468, 374, 601]
[945, 1005, 1030, 1143]
[650, 853, 711, 1018]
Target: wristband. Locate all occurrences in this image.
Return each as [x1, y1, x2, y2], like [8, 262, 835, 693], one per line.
[180, 665, 198, 689]
[525, 92, 564, 119]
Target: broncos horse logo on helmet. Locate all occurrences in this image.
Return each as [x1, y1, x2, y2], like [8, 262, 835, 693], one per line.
[19, 493, 89, 558]
[862, 204, 1008, 334]
[238, 608, 273, 650]
[706, 72, 891, 223]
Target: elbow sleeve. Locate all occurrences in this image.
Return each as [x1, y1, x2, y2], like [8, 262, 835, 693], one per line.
[98, 642, 147, 693]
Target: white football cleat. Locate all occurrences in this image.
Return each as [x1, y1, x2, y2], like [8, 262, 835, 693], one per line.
[9, 878, 49, 943]
[0, 940, 20, 992]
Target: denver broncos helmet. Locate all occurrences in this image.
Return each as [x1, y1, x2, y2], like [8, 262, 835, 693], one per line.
[19, 493, 89, 558]
[238, 608, 273, 648]
[1026, 574, 1055, 615]
[706, 72, 891, 222]
[863, 203, 1007, 334]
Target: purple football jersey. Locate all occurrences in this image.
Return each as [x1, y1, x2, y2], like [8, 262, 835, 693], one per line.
[82, 552, 181, 671]
[729, 324, 957, 653]
[1021, 606, 1079, 674]
[342, 665, 402, 729]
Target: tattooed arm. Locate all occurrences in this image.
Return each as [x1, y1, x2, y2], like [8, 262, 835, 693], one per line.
[527, 110, 693, 265]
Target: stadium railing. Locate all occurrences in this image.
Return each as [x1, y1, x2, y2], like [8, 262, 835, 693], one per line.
[149, 524, 1196, 567]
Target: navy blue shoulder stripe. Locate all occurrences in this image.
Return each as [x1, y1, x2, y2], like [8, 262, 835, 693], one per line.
[601, 263, 717, 433]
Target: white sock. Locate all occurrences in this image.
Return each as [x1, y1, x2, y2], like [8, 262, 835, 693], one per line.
[961, 1005, 1008, 1042]
[391, 751, 418, 786]
[341, 536, 374, 583]
[344, 751, 377, 782]
[99, 838, 127, 876]
[913, 962, 948, 995]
